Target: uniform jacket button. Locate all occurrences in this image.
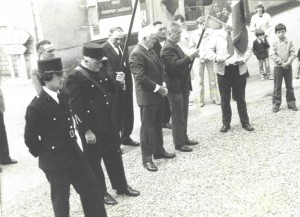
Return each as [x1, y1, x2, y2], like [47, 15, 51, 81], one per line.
[51, 146, 55, 150]
[53, 118, 56, 120]
[87, 110, 90, 113]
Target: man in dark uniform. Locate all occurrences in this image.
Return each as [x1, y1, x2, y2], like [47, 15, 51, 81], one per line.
[24, 58, 107, 217]
[66, 42, 140, 205]
[102, 27, 139, 147]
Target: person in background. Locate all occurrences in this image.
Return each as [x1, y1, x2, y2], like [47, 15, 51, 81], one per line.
[207, 24, 254, 133]
[190, 16, 220, 107]
[250, 1, 272, 38]
[252, 29, 272, 80]
[24, 58, 107, 217]
[270, 23, 297, 113]
[66, 42, 140, 206]
[102, 26, 140, 147]
[129, 25, 176, 172]
[152, 21, 172, 129]
[0, 81, 17, 167]
[161, 22, 199, 152]
[31, 40, 56, 95]
[296, 48, 300, 79]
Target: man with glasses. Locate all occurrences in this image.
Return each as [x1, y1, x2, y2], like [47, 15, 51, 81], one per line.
[102, 27, 139, 149]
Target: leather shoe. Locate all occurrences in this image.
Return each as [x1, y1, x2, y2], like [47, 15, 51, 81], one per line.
[175, 145, 193, 152]
[220, 125, 230, 133]
[153, 151, 176, 159]
[104, 192, 118, 205]
[143, 162, 158, 172]
[122, 138, 140, 146]
[185, 139, 198, 146]
[117, 185, 140, 197]
[242, 124, 254, 131]
[162, 123, 172, 129]
[0, 159, 18, 165]
[288, 106, 298, 111]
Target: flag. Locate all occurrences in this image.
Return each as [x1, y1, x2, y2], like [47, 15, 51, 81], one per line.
[231, 0, 250, 54]
[205, 0, 250, 54]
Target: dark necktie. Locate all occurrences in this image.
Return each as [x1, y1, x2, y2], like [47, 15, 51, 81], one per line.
[226, 33, 234, 56]
[116, 46, 122, 56]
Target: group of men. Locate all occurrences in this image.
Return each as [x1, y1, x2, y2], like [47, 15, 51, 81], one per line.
[23, 15, 259, 216]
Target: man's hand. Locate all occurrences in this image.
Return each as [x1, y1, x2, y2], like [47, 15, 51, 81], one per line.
[157, 86, 168, 97]
[116, 71, 125, 84]
[234, 60, 244, 65]
[216, 56, 226, 63]
[85, 129, 96, 144]
[282, 62, 290, 69]
[189, 48, 200, 59]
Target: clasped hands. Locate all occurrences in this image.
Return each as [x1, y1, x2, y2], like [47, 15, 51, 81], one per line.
[116, 71, 125, 84]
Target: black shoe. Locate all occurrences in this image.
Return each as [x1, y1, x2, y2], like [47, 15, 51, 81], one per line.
[220, 125, 230, 133]
[117, 185, 140, 197]
[153, 151, 176, 159]
[185, 139, 198, 146]
[242, 124, 254, 131]
[104, 192, 118, 205]
[273, 106, 280, 113]
[162, 123, 172, 129]
[175, 145, 193, 152]
[143, 162, 158, 172]
[0, 159, 18, 165]
[122, 138, 140, 146]
[288, 106, 298, 111]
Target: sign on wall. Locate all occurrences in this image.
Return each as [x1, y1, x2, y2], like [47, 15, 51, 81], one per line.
[97, 0, 132, 19]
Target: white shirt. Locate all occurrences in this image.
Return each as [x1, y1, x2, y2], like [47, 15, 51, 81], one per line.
[250, 13, 272, 37]
[43, 86, 59, 104]
[108, 40, 122, 55]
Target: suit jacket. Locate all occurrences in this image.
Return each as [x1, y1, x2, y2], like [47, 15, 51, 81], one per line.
[129, 44, 164, 106]
[24, 90, 85, 171]
[102, 41, 133, 93]
[252, 38, 270, 60]
[160, 39, 192, 93]
[66, 65, 115, 134]
[0, 86, 5, 113]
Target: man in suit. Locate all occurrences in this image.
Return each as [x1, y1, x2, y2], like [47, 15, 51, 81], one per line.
[161, 22, 199, 152]
[0, 81, 17, 167]
[24, 58, 107, 217]
[66, 42, 140, 205]
[207, 24, 254, 132]
[129, 25, 176, 172]
[102, 26, 139, 147]
[152, 21, 172, 130]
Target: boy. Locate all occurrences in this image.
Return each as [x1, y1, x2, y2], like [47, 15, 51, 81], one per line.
[252, 29, 272, 80]
[270, 23, 297, 113]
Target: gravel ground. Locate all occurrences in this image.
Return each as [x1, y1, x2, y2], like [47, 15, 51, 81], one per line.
[1, 4, 300, 217]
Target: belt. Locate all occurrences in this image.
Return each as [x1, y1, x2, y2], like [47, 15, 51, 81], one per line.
[226, 64, 238, 67]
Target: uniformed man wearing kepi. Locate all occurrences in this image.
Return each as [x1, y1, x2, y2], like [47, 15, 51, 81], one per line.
[66, 42, 140, 206]
[24, 58, 107, 217]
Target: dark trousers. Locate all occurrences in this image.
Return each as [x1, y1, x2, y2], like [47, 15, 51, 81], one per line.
[140, 102, 165, 164]
[0, 112, 11, 163]
[162, 97, 171, 124]
[217, 65, 249, 126]
[273, 66, 296, 107]
[80, 130, 127, 193]
[112, 91, 134, 145]
[44, 162, 107, 217]
[167, 85, 190, 146]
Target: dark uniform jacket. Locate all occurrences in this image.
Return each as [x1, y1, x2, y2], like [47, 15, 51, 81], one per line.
[24, 90, 85, 171]
[66, 65, 115, 134]
[160, 39, 192, 93]
[252, 38, 270, 60]
[129, 44, 164, 106]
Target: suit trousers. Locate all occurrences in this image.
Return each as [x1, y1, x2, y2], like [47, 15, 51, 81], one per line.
[140, 102, 165, 164]
[0, 112, 11, 163]
[167, 85, 190, 146]
[273, 66, 296, 107]
[162, 97, 171, 124]
[44, 162, 107, 217]
[80, 129, 127, 192]
[119, 91, 134, 143]
[217, 65, 249, 126]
